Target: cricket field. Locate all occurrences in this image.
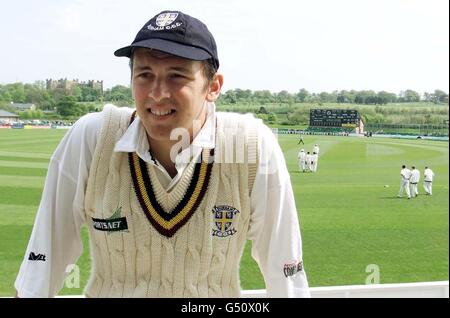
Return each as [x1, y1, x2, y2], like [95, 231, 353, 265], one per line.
[0, 129, 448, 296]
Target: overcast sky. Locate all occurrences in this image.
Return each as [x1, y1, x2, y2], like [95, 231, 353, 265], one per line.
[1, 0, 448, 95]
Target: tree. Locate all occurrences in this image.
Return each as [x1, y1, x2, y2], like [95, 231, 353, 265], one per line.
[56, 96, 81, 117]
[276, 90, 292, 104]
[402, 89, 420, 102]
[432, 89, 448, 104]
[104, 85, 133, 103]
[295, 88, 309, 103]
[258, 106, 268, 114]
[319, 92, 336, 103]
[337, 90, 356, 103]
[253, 90, 273, 104]
[80, 86, 101, 102]
[71, 86, 82, 101]
[218, 90, 237, 104]
[267, 113, 277, 123]
[0, 86, 12, 102]
[6, 83, 26, 103]
[423, 92, 432, 102]
[377, 91, 396, 105]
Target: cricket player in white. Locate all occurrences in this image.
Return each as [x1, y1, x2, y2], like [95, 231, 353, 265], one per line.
[305, 152, 312, 172]
[298, 149, 306, 172]
[14, 10, 310, 298]
[313, 144, 319, 155]
[423, 166, 435, 195]
[409, 166, 420, 197]
[398, 165, 411, 199]
[311, 152, 318, 172]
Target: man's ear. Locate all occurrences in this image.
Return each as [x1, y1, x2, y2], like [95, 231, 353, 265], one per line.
[206, 73, 224, 102]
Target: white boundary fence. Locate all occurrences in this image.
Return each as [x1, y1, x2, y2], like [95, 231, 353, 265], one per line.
[7, 281, 447, 298]
[242, 281, 449, 298]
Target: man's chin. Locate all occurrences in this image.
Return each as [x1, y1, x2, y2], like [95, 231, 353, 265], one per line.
[147, 131, 172, 142]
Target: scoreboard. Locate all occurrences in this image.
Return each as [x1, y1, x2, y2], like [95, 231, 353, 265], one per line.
[309, 109, 360, 127]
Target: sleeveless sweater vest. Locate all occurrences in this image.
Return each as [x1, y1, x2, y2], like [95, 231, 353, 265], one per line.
[83, 105, 259, 297]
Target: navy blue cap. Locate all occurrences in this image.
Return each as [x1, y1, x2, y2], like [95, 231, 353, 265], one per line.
[114, 10, 219, 70]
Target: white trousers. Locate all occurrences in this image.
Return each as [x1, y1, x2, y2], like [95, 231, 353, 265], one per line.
[423, 181, 433, 195]
[409, 183, 419, 197]
[398, 180, 411, 198]
[299, 160, 306, 171]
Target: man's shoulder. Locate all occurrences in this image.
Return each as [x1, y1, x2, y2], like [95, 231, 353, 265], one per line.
[215, 111, 267, 134]
[72, 104, 134, 131]
[102, 103, 135, 111]
[71, 111, 102, 135]
[101, 104, 135, 116]
[216, 111, 258, 122]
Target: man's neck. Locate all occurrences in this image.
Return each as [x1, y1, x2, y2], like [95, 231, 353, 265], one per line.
[148, 138, 179, 178]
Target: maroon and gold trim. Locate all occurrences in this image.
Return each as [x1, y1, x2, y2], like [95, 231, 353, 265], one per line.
[127, 110, 214, 237]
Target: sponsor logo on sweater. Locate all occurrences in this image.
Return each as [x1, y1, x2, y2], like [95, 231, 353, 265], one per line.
[283, 260, 303, 277]
[28, 252, 46, 261]
[212, 205, 239, 237]
[92, 206, 128, 233]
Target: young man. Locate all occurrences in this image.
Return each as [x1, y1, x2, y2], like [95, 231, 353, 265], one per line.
[423, 166, 435, 195]
[398, 165, 411, 199]
[15, 10, 309, 298]
[297, 134, 304, 145]
[409, 166, 420, 197]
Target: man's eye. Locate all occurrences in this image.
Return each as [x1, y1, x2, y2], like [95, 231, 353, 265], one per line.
[170, 73, 186, 79]
[138, 73, 152, 79]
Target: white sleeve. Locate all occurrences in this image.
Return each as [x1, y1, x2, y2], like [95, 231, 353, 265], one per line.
[247, 124, 310, 298]
[14, 112, 101, 297]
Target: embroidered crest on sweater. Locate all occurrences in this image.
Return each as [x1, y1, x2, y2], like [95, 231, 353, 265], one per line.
[211, 205, 239, 237]
[92, 206, 129, 233]
[129, 149, 214, 238]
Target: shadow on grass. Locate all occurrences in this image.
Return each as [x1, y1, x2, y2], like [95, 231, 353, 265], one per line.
[378, 196, 409, 200]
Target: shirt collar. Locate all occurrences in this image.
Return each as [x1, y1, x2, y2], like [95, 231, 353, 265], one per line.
[114, 102, 216, 159]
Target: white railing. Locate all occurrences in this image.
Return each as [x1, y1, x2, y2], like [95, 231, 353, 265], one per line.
[10, 281, 448, 298]
[242, 281, 449, 298]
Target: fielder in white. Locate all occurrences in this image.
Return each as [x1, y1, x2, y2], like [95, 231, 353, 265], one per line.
[409, 166, 420, 197]
[313, 144, 319, 155]
[311, 152, 318, 172]
[306, 152, 312, 172]
[298, 148, 306, 172]
[423, 166, 435, 195]
[398, 165, 412, 199]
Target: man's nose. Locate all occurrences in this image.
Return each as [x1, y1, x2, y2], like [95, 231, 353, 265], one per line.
[148, 78, 170, 101]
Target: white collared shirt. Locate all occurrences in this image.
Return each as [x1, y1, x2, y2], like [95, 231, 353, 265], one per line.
[113, 103, 216, 191]
[14, 103, 310, 298]
[424, 168, 434, 182]
[401, 168, 411, 181]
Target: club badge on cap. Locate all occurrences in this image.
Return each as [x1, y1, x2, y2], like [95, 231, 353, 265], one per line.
[114, 10, 219, 70]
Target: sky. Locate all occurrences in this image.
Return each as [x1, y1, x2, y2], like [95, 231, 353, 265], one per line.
[1, 0, 448, 95]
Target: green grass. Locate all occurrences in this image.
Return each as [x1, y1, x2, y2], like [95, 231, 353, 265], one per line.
[0, 129, 448, 296]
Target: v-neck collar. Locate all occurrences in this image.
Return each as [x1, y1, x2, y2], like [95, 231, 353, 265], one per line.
[128, 148, 214, 238]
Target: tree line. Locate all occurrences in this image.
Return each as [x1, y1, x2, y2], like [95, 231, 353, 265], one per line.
[0, 81, 448, 119]
[217, 88, 449, 105]
[0, 81, 133, 118]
